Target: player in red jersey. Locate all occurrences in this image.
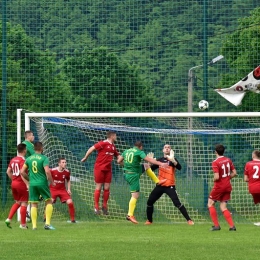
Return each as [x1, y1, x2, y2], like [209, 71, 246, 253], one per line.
[49, 157, 76, 223]
[81, 131, 120, 215]
[5, 143, 29, 229]
[244, 150, 260, 226]
[208, 144, 237, 231]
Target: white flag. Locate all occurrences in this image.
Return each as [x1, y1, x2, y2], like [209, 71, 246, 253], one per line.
[215, 65, 260, 106]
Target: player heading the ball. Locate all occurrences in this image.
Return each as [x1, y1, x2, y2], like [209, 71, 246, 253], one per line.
[117, 141, 168, 224]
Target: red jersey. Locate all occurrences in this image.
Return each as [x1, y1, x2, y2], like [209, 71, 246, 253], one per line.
[94, 140, 119, 170]
[212, 156, 235, 192]
[244, 160, 260, 194]
[50, 167, 70, 191]
[8, 155, 26, 185]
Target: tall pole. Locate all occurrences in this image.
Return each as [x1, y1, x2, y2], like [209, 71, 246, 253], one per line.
[187, 69, 194, 179]
[1, 0, 8, 206]
[203, 0, 209, 209]
[203, 0, 209, 102]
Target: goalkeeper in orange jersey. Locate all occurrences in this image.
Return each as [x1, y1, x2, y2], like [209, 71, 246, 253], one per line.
[145, 144, 194, 225]
[117, 141, 168, 224]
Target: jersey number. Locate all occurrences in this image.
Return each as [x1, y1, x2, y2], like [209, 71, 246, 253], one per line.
[32, 161, 38, 173]
[125, 152, 134, 163]
[11, 163, 20, 176]
[221, 162, 231, 177]
[253, 165, 259, 179]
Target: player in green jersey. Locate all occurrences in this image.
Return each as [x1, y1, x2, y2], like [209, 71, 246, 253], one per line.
[22, 130, 35, 158]
[22, 131, 35, 221]
[21, 142, 55, 230]
[117, 141, 168, 224]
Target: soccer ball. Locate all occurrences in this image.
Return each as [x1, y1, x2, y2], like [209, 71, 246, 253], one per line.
[198, 100, 209, 110]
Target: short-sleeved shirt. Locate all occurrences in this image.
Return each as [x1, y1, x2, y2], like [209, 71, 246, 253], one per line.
[25, 153, 49, 186]
[94, 140, 119, 171]
[50, 167, 70, 191]
[8, 155, 26, 185]
[22, 140, 35, 158]
[244, 160, 260, 194]
[122, 147, 146, 175]
[212, 156, 235, 192]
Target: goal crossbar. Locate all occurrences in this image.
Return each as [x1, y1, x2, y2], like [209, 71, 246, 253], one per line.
[24, 112, 260, 131]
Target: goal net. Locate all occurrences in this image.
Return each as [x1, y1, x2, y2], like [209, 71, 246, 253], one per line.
[22, 112, 260, 223]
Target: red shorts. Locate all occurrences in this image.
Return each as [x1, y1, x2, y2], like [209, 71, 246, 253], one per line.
[251, 193, 260, 204]
[11, 182, 28, 202]
[50, 189, 71, 203]
[209, 188, 231, 202]
[94, 168, 112, 183]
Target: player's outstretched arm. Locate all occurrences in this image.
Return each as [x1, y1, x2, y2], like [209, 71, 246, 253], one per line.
[144, 156, 168, 168]
[81, 146, 96, 162]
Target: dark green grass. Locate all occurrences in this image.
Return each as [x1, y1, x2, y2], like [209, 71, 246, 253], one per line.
[1, 220, 260, 260]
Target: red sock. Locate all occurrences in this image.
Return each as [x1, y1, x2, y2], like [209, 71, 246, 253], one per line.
[222, 209, 234, 227]
[208, 206, 219, 227]
[8, 203, 20, 220]
[20, 206, 27, 225]
[94, 190, 101, 209]
[68, 202, 75, 221]
[102, 189, 110, 208]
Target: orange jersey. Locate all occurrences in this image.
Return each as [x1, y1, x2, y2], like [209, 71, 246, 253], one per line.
[151, 157, 181, 187]
[158, 166, 176, 186]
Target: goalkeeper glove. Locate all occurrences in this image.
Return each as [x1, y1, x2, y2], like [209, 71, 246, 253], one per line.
[147, 152, 154, 159]
[146, 152, 156, 166]
[166, 149, 175, 162]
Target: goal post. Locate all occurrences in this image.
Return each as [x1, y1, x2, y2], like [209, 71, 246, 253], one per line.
[20, 111, 260, 223]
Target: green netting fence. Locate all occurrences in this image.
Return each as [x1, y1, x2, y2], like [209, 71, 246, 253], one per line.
[1, 0, 260, 222]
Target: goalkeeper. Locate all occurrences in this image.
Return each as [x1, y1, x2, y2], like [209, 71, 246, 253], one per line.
[117, 141, 168, 224]
[145, 144, 194, 225]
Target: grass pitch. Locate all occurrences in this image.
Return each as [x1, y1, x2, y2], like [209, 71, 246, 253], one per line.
[1, 220, 260, 260]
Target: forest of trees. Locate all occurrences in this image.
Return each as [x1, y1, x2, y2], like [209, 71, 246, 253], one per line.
[1, 0, 259, 115]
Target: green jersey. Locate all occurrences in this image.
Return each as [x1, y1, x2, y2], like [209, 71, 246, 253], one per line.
[22, 140, 35, 158]
[122, 147, 146, 174]
[25, 153, 49, 186]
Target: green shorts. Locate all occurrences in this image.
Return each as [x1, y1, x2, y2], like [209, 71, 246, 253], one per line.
[29, 184, 51, 203]
[124, 173, 142, 193]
